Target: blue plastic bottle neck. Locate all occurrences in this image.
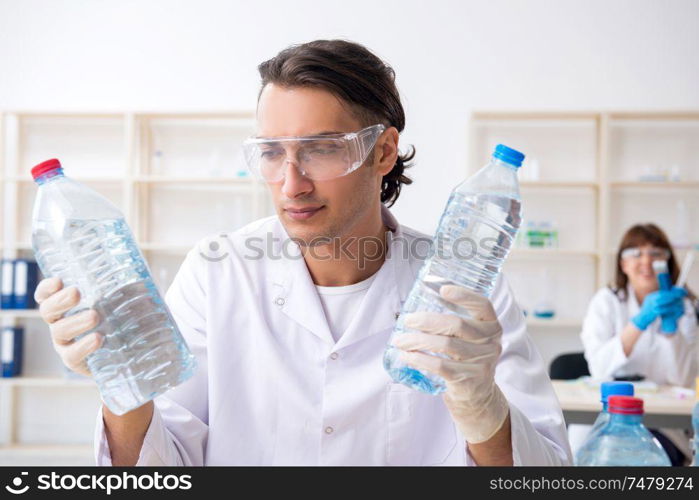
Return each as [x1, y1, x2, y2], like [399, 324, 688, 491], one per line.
[35, 168, 65, 185]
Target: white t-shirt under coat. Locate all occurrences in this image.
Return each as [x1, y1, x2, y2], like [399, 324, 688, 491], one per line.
[316, 273, 378, 343]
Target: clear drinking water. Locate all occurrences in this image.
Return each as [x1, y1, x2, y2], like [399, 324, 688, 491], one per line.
[383, 145, 524, 394]
[31, 159, 196, 415]
[576, 396, 671, 466]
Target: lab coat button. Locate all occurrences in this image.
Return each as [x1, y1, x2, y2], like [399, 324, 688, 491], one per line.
[274, 297, 285, 307]
[330, 352, 339, 360]
[394, 312, 400, 320]
[325, 426, 334, 435]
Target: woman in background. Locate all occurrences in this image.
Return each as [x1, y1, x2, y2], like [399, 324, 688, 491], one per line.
[579, 223, 697, 465]
[582, 223, 696, 386]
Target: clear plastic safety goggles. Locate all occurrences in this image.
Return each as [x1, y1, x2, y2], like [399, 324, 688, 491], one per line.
[621, 246, 671, 261]
[242, 124, 385, 182]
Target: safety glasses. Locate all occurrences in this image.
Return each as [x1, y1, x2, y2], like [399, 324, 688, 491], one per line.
[620, 246, 671, 261]
[242, 124, 385, 182]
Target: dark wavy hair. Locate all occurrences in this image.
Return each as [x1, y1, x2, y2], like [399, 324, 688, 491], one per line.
[257, 39, 414, 207]
[611, 223, 696, 303]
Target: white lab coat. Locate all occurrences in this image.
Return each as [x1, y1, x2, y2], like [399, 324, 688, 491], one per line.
[94, 205, 572, 466]
[581, 286, 698, 388]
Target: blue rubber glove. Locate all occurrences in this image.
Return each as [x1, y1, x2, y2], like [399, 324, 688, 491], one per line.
[631, 287, 687, 332]
[659, 293, 686, 334]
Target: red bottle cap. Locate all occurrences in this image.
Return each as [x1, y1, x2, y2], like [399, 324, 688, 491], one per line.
[608, 395, 643, 415]
[31, 158, 62, 180]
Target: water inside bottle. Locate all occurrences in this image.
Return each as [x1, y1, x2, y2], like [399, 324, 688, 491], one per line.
[32, 218, 195, 414]
[384, 190, 521, 394]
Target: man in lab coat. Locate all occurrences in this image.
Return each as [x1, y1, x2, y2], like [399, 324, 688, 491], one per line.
[35, 40, 572, 466]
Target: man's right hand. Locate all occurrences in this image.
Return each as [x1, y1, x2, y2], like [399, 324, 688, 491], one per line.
[34, 277, 103, 377]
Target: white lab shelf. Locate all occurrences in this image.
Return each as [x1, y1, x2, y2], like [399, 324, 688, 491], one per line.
[134, 175, 257, 184]
[526, 318, 583, 329]
[0, 444, 94, 466]
[520, 181, 598, 189]
[0, 375, 95, 387]
[9, 176, 125, 183]
[0, 309, 42, 319]
[139, 242, 192, 253]
[510, 248, 598, 259]
[610, 181, 699, 189]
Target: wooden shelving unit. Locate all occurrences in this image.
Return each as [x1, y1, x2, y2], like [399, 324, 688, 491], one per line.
[469, 111, 699, 355]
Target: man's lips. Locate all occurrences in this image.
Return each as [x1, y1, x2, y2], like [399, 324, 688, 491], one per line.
[284, 205, 325, 220]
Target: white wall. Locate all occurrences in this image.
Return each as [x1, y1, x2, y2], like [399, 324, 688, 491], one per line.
[1, 0, 698, 234]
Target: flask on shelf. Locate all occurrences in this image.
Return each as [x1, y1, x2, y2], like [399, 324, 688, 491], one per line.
[533, 268, 556, 319]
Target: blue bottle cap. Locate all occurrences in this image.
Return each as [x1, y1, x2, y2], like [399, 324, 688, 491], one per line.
[493, 144, 525, 168]
[600, 381, 634, 403]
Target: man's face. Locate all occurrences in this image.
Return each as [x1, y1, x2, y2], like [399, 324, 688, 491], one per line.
[256, 84, 386, 246]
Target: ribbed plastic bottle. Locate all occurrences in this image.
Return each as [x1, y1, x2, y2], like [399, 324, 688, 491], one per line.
[383, 144, 524, 394]
[576, 396, 671, 466]
[575, 381, 634, 464]
[30, 159, 196, 415]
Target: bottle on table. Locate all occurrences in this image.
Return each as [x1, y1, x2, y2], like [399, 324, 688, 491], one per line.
[575, 395, 671, 466]
[575, 381, 634, 464]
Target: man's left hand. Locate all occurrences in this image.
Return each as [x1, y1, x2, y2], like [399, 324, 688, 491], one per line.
[391, 284, 510, 444]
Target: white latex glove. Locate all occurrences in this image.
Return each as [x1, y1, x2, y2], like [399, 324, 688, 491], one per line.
[391, 284, 509, 444]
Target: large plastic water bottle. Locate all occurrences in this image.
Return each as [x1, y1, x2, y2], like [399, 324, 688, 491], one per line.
[384, 144, 524, 394]
[693, 376, 699, 466]
[30, 159, 196, 415]
[575, 381, 634, 464]
[576, 396, 671, 466]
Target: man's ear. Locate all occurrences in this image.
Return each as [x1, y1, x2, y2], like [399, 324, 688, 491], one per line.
[374, 127, 400, 177]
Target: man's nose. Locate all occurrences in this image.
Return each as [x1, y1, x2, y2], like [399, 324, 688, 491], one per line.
[280, 159, 314, 199]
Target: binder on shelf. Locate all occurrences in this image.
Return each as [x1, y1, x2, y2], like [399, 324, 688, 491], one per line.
[1, 326, 23, 377]
[13, 260, 40, 309]
[1, 259, 14, 309]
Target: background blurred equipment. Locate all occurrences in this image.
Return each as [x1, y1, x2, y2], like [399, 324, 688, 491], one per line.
[0, 259, 39, 310]
[1, 326, 23, 377]
[549, 352, 590, 380]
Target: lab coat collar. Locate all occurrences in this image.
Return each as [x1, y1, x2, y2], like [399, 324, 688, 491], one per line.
[269, 204, 403, 348]
[626, 284, 641, 315]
